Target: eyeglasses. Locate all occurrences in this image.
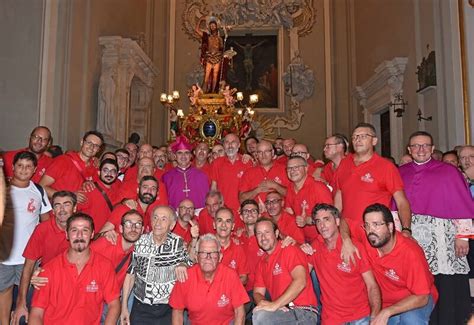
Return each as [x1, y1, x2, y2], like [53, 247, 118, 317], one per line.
[352, 134, 375, 141]
[286, 165, 306, 172]
[265, 199, 282, 206]
[256, 149, 273, 155]
[197, 251, 219, 259]
[291, 151, 308, 156]
[30, 134, 50, 143]
[179, 206, 194, 212]
[409, 144, 433, 150]
[123, 221, 143, 229]
[324, 143, 341, 148]
[83, 140, 102, 150]
[361, 222, 387, 231]
[242, 208, 258, 215]
[101, 168, 118, 175]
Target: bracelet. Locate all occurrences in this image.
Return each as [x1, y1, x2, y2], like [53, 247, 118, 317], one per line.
[401, 227, 412, 234]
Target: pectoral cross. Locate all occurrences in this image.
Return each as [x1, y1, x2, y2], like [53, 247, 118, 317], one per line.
[183, 171, 191, 197]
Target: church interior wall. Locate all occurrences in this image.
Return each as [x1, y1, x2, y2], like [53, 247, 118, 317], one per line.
[0, 0, 45, 151]
[63, 0, 149, 150]
[352, 0, 420, 155]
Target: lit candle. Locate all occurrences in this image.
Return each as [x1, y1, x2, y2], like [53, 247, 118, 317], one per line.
[172, 90, 180, 100]
[160, 93, 167, 103]
[237, 109, 243, 115]
[236, 92, 243, 101]
[249, 94, 258, 104]
[167, 95, 173, 103]
[177, 109, 184, 118]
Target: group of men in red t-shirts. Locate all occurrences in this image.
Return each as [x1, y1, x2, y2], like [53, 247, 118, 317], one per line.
[1, 123, 472, 325]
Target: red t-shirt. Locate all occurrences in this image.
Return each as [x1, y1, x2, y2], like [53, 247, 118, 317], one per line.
[198, 209, 216, 235]
[194, 162, 212, 181]
[239, 163, 289, 203]
[233, 232, 265, 291]
[363, 232, 438, 307]
[211, 155, 253, 214]
[122, 165, 138, 183]
[22, 218, 68, 265]
[221, 241, 250, 277]
[91, 235, 133, 287]
[334, 153, 404, 241]
[117, 178, 168, 204]
[3, 148, 53, 183]
[44, 152, 97, 192]
[309, 235, 371, 323]
[31, 250, 120, 325]
[172, 220, 196, 244]
[254, 243, 317, 307]
[77, 181, 121, 232]
[273, 212, 305, 245]
[108, 197, 165, 233]
[169, 264, 249, 325]
[275, 155, 288, 165]
[321, 162, 337, 190]
[285, 176, 333, 242]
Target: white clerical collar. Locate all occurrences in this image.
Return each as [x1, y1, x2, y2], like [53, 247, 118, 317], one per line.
[413, 157, 432, 166]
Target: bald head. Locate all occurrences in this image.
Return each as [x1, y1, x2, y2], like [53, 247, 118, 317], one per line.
[291, 144, 310, 161]
[138, 144, 153, 160]
[138, 157, 155, 178]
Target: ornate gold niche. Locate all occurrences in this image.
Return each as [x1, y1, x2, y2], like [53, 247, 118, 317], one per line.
[180, 93, 250, 146]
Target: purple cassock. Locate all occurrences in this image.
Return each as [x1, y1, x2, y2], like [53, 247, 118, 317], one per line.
[162, 166, 210, 210]
[397, 158, 474, 218]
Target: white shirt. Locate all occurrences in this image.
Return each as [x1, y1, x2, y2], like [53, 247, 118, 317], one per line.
[2, 181, 52, 265]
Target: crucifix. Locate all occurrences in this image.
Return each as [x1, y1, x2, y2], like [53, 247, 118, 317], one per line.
[182, 172, 191, 197]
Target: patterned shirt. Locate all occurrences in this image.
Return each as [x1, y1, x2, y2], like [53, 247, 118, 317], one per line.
[128, 232, 192, 305]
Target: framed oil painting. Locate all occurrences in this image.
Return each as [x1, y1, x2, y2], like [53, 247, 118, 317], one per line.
[226, 27, 284, 113]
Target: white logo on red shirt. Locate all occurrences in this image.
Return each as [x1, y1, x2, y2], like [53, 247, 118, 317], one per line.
[229, 259, 237, 269]
[384, 269, 400, 281]
[217, 294, 230, 307]
[301, 200, 308, 212]
[237, 171, 244, 178]
[337, 261, 352, 273]
[273, 263, 283, 275]
[360, 173, 374, 183]
[39, 168, 46, 177]
[27, 199, 36, 213]
[274, 176, 282, 184]
[86, 280, 99, 292]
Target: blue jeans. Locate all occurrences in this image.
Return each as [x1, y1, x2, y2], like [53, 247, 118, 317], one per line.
[101, 291, 134, 324]
[345, 315, 371, 325]
[253, 308, 319, 325]
[387, 295, 434, 325]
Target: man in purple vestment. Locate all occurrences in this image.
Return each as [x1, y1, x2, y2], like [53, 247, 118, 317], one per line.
[398, 131, 474, 325]
[162, 136, 209, 210]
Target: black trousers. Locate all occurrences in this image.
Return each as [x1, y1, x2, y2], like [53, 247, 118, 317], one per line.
[429, 274, 471, 325]
[130, 299, 172, 325]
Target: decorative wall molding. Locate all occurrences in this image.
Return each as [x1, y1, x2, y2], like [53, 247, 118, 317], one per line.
[97, 36, 158, 147]
[353, 57, 408, 159]
[181, 0, 316, 40]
